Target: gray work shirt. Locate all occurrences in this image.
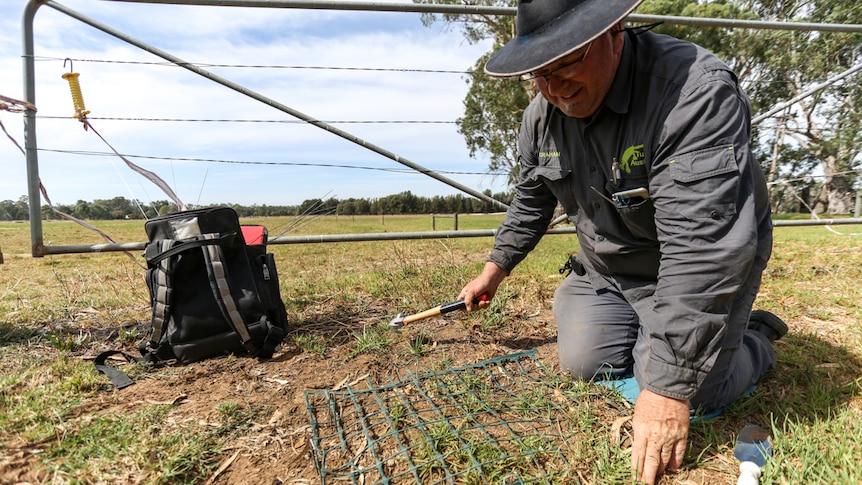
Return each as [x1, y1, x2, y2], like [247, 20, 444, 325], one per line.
[489, 30, 773, 400]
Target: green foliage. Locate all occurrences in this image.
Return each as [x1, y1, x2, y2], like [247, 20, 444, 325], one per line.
[413, 0, 517, 46]
[767, 406, 862, 483]
[407, 331, 431, 357]
[42, 405, 221, 485]
[654, 2, 862, 214]
[459, 53, 530, 185]
[45, 329, 90, 352]
[215, 401, 240, 418]
[118, 324, 140, 345]
[0, 355, 100, 441]
[414, 1, 528, 184]
[640, 0, 749, 64]
[0, 196, 30, 221]
[1, 190, 515, 222]
[349, 323, 394, 358]
[291, 332, 327, 356]
[32, 395, 271, 484]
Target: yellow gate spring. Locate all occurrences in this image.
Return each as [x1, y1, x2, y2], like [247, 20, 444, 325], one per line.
[62, 71, 90, 122]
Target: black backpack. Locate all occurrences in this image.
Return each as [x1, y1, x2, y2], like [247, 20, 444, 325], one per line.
[96, 207, 289, 388]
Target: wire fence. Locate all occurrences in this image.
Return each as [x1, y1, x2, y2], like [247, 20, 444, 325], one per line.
[304, 350, 630, 485]
[18, 0, 862, 256]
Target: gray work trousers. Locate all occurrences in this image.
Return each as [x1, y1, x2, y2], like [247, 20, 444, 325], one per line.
[553, 270, 777, 412]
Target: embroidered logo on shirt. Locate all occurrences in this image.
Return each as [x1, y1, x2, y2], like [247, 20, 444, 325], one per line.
[539, 151, 561, 159]
[620, 144, 645, 175]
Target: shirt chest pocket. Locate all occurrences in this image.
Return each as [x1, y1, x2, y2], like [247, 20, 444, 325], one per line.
[533, 164, 570, 182]
[667, 145, 740, 220]
[531, 158, 577, 202]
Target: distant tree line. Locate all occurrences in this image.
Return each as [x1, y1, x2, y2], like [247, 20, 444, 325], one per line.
[0, 190, 514, 221]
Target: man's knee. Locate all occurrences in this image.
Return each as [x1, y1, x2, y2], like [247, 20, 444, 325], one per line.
[554, 303, 636, 380]
[558, 342, 625, 380]
[554, 272, 639, 380]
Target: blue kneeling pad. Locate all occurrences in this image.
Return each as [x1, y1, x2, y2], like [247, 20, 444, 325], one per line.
[597, 377, 755, 422]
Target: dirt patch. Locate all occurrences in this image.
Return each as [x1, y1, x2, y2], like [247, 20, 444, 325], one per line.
[2, 306, 576, 484]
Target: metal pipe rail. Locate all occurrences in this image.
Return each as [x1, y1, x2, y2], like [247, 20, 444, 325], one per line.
[110, 0, 862, 33]
[40, 218, 862, 256]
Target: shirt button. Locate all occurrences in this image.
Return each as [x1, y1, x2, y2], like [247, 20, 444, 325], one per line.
[594, 203, 602, 209]
[597, 236, 605, 241]
[710, 210, 721, 220]
[590, 166, 597, 172]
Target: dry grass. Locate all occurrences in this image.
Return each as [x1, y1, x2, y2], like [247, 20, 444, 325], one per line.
[1, 215, 861, 484]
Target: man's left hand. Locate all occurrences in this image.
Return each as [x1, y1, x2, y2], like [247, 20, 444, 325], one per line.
[630, 389, 689, 484]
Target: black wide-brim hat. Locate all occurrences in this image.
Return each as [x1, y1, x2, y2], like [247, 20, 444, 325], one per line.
[485, 0, 646, 77]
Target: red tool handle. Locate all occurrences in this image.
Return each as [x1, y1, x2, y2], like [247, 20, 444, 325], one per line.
[439, 294, 489, 314]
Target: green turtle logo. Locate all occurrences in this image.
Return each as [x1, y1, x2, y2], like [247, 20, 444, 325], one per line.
[620, 144, 645, 174]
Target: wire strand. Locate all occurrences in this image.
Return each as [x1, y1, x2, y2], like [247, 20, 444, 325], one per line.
[32, 56, 843, 86]
[36, 148, 509, 177]
[36, 115, 498, 124]
[32, 55, 473, 74]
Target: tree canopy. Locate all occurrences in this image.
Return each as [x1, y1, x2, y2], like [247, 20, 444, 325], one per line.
[0, 190, 514, 222]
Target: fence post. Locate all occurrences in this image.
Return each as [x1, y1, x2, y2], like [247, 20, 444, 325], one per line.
[855, 190, 861, 218]
[432, 213, 459, 230]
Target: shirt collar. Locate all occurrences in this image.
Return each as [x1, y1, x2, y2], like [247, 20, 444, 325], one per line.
[603, 32, 635, 116]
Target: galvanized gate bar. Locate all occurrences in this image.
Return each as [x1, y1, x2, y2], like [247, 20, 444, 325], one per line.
[38, 219, 862, 256]
[22, 0, 42, 257]
[109, 0, 862, 33]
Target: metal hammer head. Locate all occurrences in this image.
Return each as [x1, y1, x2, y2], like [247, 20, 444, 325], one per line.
[388, 312, 406, 331]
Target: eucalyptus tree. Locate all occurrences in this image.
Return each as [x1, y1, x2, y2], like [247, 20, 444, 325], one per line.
[735, 0, 861, 214]
[415, 0, 526, 185]
[677, 0, 862, 214]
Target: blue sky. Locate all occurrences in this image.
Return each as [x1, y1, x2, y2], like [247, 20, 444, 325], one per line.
[1, 0, 508, 207]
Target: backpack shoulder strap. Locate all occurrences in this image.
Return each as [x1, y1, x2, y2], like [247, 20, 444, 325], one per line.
[199, 234, 258, 353]
[146, 239, 177, 354]
[94, 351, 138, 389]
[144, 232, 234, 266]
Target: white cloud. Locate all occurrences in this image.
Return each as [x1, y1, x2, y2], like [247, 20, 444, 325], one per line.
[1, 0, 504, 207]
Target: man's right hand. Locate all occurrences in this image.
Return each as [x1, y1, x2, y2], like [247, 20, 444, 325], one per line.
[459, 261, 507, 311]
[631, 389, 689, 484]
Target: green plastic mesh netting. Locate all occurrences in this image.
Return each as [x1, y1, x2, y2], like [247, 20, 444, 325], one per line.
[305, 350, 628, 484]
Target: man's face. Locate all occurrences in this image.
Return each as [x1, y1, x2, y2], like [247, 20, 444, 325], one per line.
[531, 28, 625, 118]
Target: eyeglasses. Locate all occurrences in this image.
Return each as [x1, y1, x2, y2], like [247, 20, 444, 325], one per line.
[520, 42, 593, 83]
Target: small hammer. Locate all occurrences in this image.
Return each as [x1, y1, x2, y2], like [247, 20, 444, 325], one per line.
[388, 294, 488, 331]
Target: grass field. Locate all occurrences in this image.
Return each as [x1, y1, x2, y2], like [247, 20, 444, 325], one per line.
[1, 214, 861, 484]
